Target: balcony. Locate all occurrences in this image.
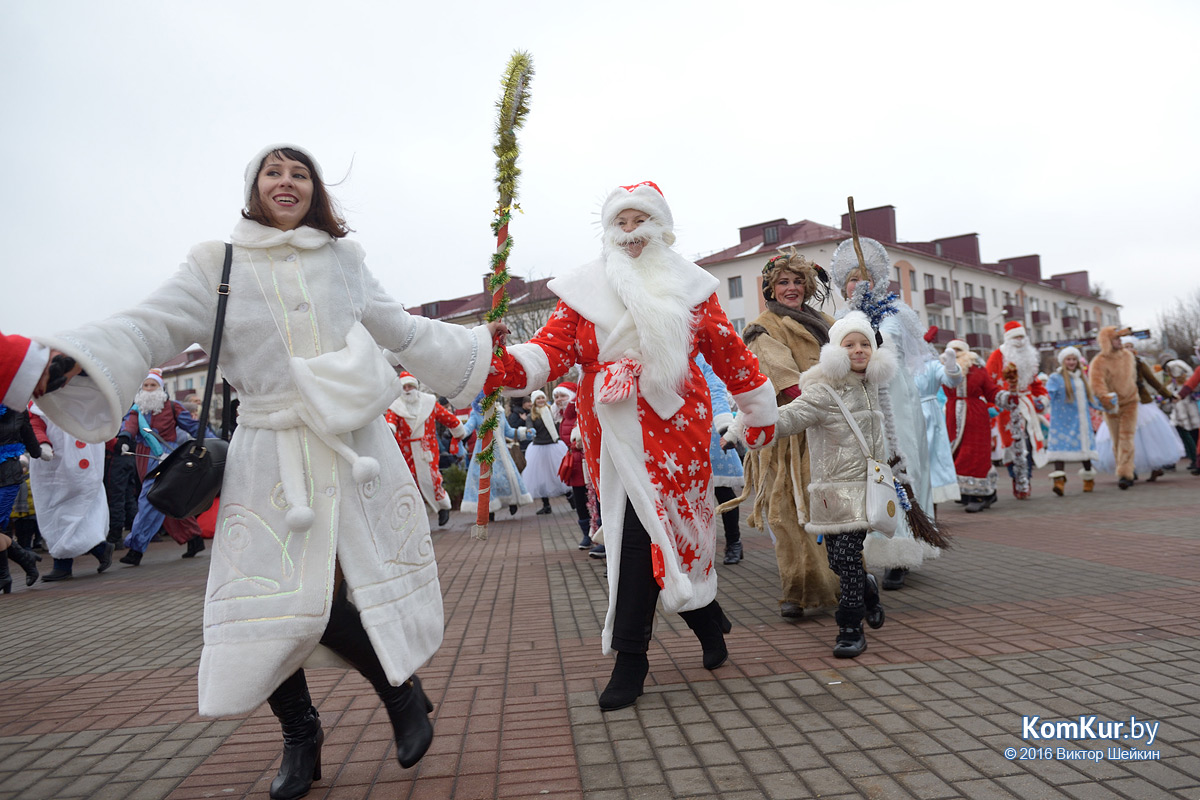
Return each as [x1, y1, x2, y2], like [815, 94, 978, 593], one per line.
[1083, 320, 1099, 333]
[1003, 304, 1025, 320]
[1062, 316, 1079, 331]
[923, 288, 952, 309]
[965, 332, 993, 350]
[889, 280, 902, 295]
[930, 328, 957, 345]
[962, 296, 987, 315]
[1031, 310, 1051, 326]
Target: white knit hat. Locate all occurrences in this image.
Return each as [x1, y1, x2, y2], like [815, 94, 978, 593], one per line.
[244, 143, 324, 205]
[530, 389, 548, 405]
[828, 310, 878, 349]
[600, 181, 675, 245]
[1056, 346, 1082, 365]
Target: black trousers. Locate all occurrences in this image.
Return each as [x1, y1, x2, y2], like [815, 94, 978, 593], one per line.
[713, 486, 740, 545]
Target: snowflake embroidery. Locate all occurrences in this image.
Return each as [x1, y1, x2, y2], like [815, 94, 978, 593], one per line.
[695, 403, 708, 419]
[552, 307, 568, 319]
[672, 415, 688, 430]
[687, 460, 701, 475]
[736, 367, 750, 381]
[716, 324, 731, 337]
[663, 454, 681, 475]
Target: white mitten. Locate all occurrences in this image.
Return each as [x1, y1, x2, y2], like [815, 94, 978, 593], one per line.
[39, 445, 54, 461]
[939, 348, 959, 374]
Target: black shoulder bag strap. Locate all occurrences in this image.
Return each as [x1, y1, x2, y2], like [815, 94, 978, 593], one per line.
[193, 243, 233, 453]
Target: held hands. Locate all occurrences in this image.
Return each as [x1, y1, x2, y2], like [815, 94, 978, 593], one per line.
[39, 445, 54, 461]
[744, 424, 775, 450]
[34, 351, 84, 398]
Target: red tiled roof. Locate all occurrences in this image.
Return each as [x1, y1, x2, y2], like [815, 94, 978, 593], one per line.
[696, 219, 846, 265]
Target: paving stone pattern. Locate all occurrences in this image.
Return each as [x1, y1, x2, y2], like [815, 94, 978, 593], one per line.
[0, 465, 1197, 799]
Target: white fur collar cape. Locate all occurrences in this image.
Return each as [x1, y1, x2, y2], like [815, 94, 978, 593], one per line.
[801, 338, 897, 393]
[34, 218, 493, 717]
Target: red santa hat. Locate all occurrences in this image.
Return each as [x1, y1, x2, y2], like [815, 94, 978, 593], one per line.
[1002, 320, 1028, 342]
[924, 325, 939, 343]
[552, 382, 577, 402]
[600, 181, 675, 245]
[398, 371, 419, 389]
[144, 368, 165, 388]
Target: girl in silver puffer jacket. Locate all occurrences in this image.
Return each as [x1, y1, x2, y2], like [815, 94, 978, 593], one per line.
[774, 311, 897, 658]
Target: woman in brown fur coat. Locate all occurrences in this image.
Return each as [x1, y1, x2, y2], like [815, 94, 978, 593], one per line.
[735, 250, 840, 618]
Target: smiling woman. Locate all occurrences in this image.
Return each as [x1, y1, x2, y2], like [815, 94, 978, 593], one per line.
[242, 146, 350, 238]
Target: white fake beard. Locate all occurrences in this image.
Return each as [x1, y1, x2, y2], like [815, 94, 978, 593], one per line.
[602, 228, 697, 399]
[1000, 340, 1040, 389]
[396, 387, 421, 419]
[134, 388, 167, 416]
[954, 349, 978, 373]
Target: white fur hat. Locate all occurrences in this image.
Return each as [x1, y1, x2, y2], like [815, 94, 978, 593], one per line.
[828, 310, 878, 349]
[600, 181, 675, 244]
[1056, 346, 1082, 365]
[1166, 359, 1191, 378]
[829, 237, 892, 295]
[244, 143, 324, 205]
[945, 339, 970, 354]
[530, 389, 548, 405]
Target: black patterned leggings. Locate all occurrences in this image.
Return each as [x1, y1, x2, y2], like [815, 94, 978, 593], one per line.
[825, 530, 868, 609]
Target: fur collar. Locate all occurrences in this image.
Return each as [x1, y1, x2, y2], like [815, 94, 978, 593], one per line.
[800, 341, 897, 391]
[230, 219, 332, 250]
[765, 300, 830, 346]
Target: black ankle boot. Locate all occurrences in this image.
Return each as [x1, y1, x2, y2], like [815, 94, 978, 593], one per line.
[267, 671, 323, 800]
[380, 675, 435, 768]
[864, 574, 885, 629]
[833, 605, 866, 658]
[182, 536, 205, 558]
[881, 567, 907, 590]
[119, 549, 143, 566]
[42, 559, 74, 582]
[681, 600, 731, 670]
[722, 540, 743, 565]
[536, 498, 552, 515]
[0, 552, 11, 594]
[7, 542, 41, 586]
[437, 508, 450, 527]
[92, 541, 114, 572]
[599, 651, 649, 711]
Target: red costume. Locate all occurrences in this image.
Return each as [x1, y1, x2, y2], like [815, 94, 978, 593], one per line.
[385, 374, 465, 514]
[1, 331, 49, 409]
[985, 322, 1049, 498]
[946, 350, 1003, 500]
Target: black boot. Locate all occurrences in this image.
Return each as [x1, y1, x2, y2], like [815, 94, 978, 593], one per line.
[722, 540, 743, 565]
[536, 498, 552, 515]
[119, 549, 143, 566]
[41, 559, 74, 582]
[598, 651, 649, 711]
[509, 504, 518, 516]
[833, 605, 867, 658]
[680, 600, 731, 670]
[437, 508, 450, 527]
[864, 574, 885, 629]
[267, 670, 323, 800]
[881, 567, 907, 590]
[7, 542, 41, 586]
[321, 582, 435, 769]
[0, 551, 10, 594]
[577, 519, 592, 550]
[182, 535, 205, 558]
[92, 541, 114, 572]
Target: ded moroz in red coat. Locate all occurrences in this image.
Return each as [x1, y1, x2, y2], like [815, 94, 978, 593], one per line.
[946, 352, 1004, 498]
[386, 393, 465, 512]
[503, 259, 777, 654]
[985, 343, 1049, 467]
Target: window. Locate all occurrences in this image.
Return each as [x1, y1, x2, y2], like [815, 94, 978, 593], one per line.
[954, 281, 960, 299]
[730, 318, 745, 334]
[728, 276, 743, 299]
[763, 226, 779, 245]
[1053, 303, 1058, 318]
[1003, 291, 1012, 306]
[964, 282, 974, 297]
[977, 285, 985, 298]
[941, 276, 948, 291]
[995, 323, 1002, 341]
[992, 288, 998, 305]
[909, 270, 916, 290]
[924, 273, 935, 289]
[185, 378, 194, 390]
[1031, 297, 1039, 312]
[423, 302, 439, 317]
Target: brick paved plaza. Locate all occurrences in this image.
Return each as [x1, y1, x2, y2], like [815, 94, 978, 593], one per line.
[1, 465, 1197, 800]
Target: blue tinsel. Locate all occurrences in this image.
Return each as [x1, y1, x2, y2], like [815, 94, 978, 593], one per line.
[854, 285, 901, 331]
[892, 478, 912, 511]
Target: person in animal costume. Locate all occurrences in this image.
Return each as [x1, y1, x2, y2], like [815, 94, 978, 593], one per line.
[1099, 337, 1182, 481]
[494, 181, 778, 711]
[1045, 346, 1103, 495]
[985, 321, 1050, 499]
[385, 371, 466, 527]
[828, 235, 946, 590]
[731, 249, 840, 616]
[1089, 326, 1141, 488]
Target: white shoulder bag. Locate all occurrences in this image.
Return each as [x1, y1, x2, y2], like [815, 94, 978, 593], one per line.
[824, 386, 898, 536]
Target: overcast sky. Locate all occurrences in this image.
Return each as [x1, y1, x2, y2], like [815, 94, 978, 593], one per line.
[3, 1, 1197, 344]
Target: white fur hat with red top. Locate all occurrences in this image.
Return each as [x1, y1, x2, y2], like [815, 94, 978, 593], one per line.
[600, 181, 675, 245]
[1002, 320, 1029, 342]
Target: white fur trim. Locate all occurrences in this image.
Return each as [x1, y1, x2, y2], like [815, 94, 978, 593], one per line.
[3, 339, 49, 410]
[863, 533, 939, 570]
[1048, 470, 1067, 479]
[600, 181, 673, 232]
[828, 310, 876, 350]
[731, 380, 778, 429]
[712, 412, 733, 432]
[1057, 346, 1082, 365]
[503, 343, 551, 395]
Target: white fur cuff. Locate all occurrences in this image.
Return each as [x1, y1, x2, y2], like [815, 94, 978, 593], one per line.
[503, 343, 551, 395]
[3, 339, 49, 409]
[732, 380, 778, 428]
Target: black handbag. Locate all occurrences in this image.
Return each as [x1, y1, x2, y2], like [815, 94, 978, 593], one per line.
[146, 243, 233, 518]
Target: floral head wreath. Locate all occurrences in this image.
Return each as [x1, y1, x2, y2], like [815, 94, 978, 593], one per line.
[760, 253, 829, 303]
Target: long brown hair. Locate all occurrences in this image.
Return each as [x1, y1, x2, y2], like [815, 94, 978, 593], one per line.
[1059, 360, 1095, 404]
[243, 147, 351, 238]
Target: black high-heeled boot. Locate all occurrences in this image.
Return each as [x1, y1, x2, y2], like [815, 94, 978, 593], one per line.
[320, 582, 435, 769]
[7, 543, 41, 586]
[598, 651, 649, 711]
[680, 600, 731, 670]
[267, 670, 323, 800]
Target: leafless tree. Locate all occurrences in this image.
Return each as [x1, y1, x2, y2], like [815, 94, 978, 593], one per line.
[1156, 287, 1200, 365]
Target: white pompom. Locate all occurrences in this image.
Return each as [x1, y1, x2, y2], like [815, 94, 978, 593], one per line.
[352, 457, 380, 483]
[286, 506, 315, 532]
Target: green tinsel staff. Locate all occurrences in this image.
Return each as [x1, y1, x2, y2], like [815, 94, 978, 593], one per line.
[472, 51, 534, 541]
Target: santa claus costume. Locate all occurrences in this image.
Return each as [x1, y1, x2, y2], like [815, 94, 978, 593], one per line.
[498, 181, 777, 711]
[1044, 346, 1102, 495]
[944, 340, 1008, 512]
[385, 372, 466, 527]
[521, 389, 570, 514]
[985, 321, 1050, 499]
[27, 404, 114, 580]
